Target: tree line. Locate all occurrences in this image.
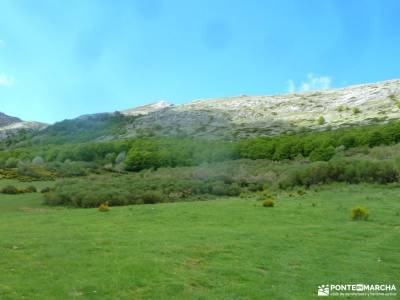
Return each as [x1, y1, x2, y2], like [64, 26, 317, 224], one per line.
[0, 120, 400, 171]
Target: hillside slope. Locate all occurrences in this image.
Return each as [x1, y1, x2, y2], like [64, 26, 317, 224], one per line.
[0, 112, 47, 140]
[3, 79, 400, 145]
[123, 79, 400, 139]
[0, 112, 22, 127]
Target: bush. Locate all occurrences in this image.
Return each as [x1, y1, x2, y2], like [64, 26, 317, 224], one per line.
[225, 183, 241, 196]
[1, 185, 19, 194]
[309, 146, 336, 161]
[16, 164, 56, 180]
[280, 159, 398, 188]
[98, 202, 110, 212]
[297, 188, 306, 196]
[5, 157, 19, 168]
[32, 156, 44, 165]
[317, 116, 325, 125]
[38, 156, 400, 208]
[40, 187, 51, 193]
[24, 185, 37, 193]
[336, 105, 345, 112]
[352, 107, 361, 114]
[105, 152, 117, 164]
[351, 207, 369, 221]
[262, 198, 275, 207]
[141, 191, 163, 204]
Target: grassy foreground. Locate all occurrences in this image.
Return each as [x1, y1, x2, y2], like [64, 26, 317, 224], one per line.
[0, 183, 399, 299]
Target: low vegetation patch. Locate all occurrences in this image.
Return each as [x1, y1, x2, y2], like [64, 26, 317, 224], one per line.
[280, 159, 398, 188]
[262, 198, 275, 207]
[1, 184, 38, 194]
[351, 207, 369, 221]
[2, 120, 400, 175]
[98, 202, 110, 212]
[41, 155, 400, 208]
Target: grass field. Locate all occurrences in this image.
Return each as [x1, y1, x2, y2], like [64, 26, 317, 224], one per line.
[0, 182, 399, 299]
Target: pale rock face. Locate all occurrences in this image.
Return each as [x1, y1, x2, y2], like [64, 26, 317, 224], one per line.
[120, 100, 173, 116]
[122, 79, 400, 139]
[0, 112, 47, 140]
[0, 112, 22, 127]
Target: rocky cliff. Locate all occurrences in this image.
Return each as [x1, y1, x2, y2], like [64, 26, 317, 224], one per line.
[122, 79, 400, 139]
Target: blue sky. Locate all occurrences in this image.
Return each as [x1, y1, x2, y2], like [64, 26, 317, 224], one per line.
[0, 0, 399, 123]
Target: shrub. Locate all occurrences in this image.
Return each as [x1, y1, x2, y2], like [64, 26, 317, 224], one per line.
[352, 107, 361, 114]
[211, 182, 228, 196]
[226, 183, 241, 196]
[309, 146, 335, 161]
[1, 185, 19, 194]
[297, 188, 306, 196]
[5, 157, 19, 168]
[32, 156, 44, 165]
[351, 207, 369, 221]
[41, 187, 51, 193]
[141, 191, 163, 204]
[98, 202, 110, 212]
[16, 164, 56, 180]
[336, 105, 345, 112]
[24, 185, 37, 193]
[105, 153, 117, 164]
[248, 182, 264, 192]
[262, 198, 275, 207]
[279, 159, 398, 189]
[317, 116, 326, 125]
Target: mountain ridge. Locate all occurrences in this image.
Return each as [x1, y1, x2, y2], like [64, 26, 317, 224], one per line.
[0, 112, 47, 140]
[121, 79, 400, 139]
[2, 79, 400, 142]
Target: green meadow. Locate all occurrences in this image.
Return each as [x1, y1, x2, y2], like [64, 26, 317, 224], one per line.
[1, 182, 399, 299]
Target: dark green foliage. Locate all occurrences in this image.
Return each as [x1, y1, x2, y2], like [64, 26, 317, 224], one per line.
[297, 188, 306, 196]
[309, 146, 335, 161]
[29, 113, 138, 145]
[42, 161, 267, 208]
[317, 116, 325, 125]
[2, 120, 400, 175]
[263, 199, 275, 207]
[40, 187, 51, 193]
[211, 182, 241, 196]
[1, 185, 19, 194]
[43, 153, 400, 208]
[124, 139, 239, 171]
[142, 192, 163, 204]
[280, 159, 398, 188]
[1, 184, 38, 194]
[5, 157, 19, 168]
[239, 120, 400, 163]
[351, 207, 369, 221]
[24, 186, 37, 193]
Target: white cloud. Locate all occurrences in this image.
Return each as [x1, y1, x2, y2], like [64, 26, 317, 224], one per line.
[287, 73, 332, 93]
[0, 73, 15, 86]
